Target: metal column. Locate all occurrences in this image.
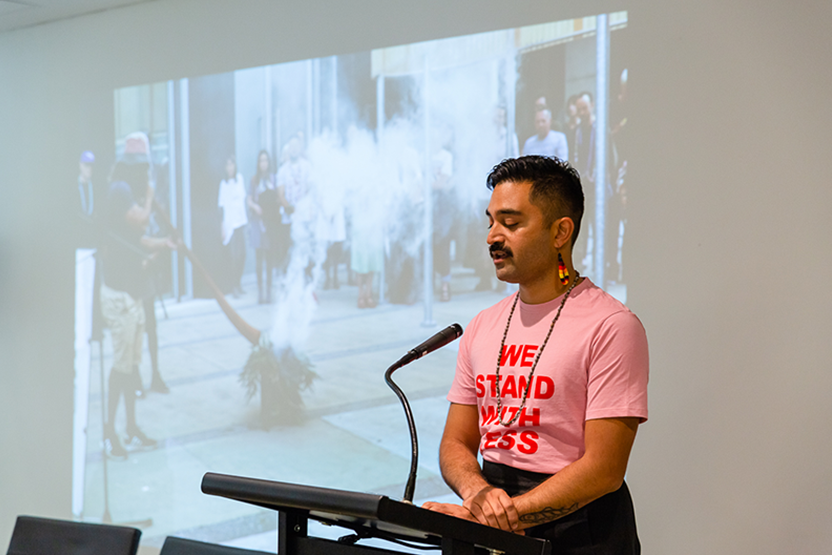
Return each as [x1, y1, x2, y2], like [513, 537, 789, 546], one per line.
[265, 65, 274, 159]
[313, 58, 321, 136]
[422, 59, 435, 327]
[376, 74, 386, 305]
[505, 31, 517, 159]
[179, 78, 193, 299]
[331, 56, 338, 133]
[167, 80, 179, 300]
[306, 60, 313, 146]
[593, 14, 610, 289]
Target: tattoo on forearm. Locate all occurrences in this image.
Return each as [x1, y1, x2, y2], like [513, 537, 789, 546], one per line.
[519, 503, 579, 524]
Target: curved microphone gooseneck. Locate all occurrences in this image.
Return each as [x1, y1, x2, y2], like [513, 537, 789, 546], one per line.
[384, 323, 463, 503]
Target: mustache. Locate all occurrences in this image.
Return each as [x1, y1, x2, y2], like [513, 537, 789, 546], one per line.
[489, 242, 513, 258]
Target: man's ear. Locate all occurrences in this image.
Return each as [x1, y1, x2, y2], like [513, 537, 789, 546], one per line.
[551, 216, 575, 249]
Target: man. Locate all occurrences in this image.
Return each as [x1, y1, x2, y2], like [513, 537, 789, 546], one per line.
[610, 70, 630, 283]
[563, 95, 581, 161]
[573, 93, 595, 178]
[100, 150, 175, 459]
[522, 109, 568, 162]
[424, 156, 648, 554]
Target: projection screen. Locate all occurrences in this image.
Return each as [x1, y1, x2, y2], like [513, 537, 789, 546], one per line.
[70, 11, 634, 546]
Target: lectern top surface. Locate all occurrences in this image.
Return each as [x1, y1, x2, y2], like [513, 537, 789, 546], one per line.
[201, 472, 550, 555]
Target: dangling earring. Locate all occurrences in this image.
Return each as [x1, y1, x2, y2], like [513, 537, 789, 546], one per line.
[558, 252, 570, 285]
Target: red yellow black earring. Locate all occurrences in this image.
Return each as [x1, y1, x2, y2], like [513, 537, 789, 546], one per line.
[558, 252, 570, 285]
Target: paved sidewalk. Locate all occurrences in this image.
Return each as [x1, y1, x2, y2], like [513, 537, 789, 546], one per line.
[81, 266, 510, 549]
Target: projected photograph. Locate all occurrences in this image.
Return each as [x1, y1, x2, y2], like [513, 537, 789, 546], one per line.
[72, 11, 632, 547]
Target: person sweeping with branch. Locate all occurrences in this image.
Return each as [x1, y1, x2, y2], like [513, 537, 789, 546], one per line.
[99, 134, 176, 459]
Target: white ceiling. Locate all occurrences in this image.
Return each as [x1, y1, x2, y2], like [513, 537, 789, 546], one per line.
[0, 0, 154, 33]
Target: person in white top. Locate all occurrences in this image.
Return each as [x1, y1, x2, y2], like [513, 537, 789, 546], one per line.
[522, 109, 568, 162]
[218, 155, 248, 297]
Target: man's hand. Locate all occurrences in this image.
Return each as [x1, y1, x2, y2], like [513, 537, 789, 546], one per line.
[423, 500, 526, 535]
[462, 485, 520, 532]
[421, 502, 476, 522]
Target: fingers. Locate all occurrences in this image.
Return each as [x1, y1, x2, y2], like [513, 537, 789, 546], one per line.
[422, 502, 475, 521]
[463, 486, 519, 532]
[422, 498, 523, 534]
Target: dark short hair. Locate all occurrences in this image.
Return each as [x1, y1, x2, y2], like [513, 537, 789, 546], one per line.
[486, 155, 584, 246]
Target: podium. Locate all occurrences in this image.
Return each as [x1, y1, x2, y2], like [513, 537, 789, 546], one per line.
[201, 472, 550, 555]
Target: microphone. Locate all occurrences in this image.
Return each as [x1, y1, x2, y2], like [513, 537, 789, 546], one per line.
[393, 323, 463, 368]
[385, 324, 463, 503]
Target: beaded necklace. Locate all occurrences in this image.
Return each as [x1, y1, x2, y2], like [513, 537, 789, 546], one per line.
[494, 273, 581, 426]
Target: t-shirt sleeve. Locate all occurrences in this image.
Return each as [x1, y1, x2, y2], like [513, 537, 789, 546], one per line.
[585, 310, 649, 423]
[447, 317, 479, 406]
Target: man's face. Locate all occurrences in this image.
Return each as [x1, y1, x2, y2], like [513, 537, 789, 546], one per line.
[534, 111, 551, 138]
[576, 96, 592, 121]
[79, 162, 92, 182]
[486, 180, 557, 285]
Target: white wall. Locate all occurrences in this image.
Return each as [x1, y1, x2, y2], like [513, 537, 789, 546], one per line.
[1, 1, 831, 553]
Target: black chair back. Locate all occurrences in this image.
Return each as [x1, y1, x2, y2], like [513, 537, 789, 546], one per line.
[159, 537, 273, 555]
[6, 516, 141, 555]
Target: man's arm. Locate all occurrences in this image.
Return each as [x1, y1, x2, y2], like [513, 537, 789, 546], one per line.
[429, 410, 639, 533]
[431, 403, 521, 531]
[437, 403, 487, 499]
[511, 417, 639, 529]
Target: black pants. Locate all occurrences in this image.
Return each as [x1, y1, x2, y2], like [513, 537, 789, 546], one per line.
[482, 460, 640, 555]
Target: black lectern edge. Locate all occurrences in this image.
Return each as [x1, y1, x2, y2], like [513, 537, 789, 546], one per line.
[201, 472, 550, 555]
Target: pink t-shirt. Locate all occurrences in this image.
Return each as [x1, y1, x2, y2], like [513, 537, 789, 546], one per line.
[447, 278, 649, 475]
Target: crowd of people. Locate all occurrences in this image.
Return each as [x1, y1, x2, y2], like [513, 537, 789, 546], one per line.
[521, 83, 630, 284]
